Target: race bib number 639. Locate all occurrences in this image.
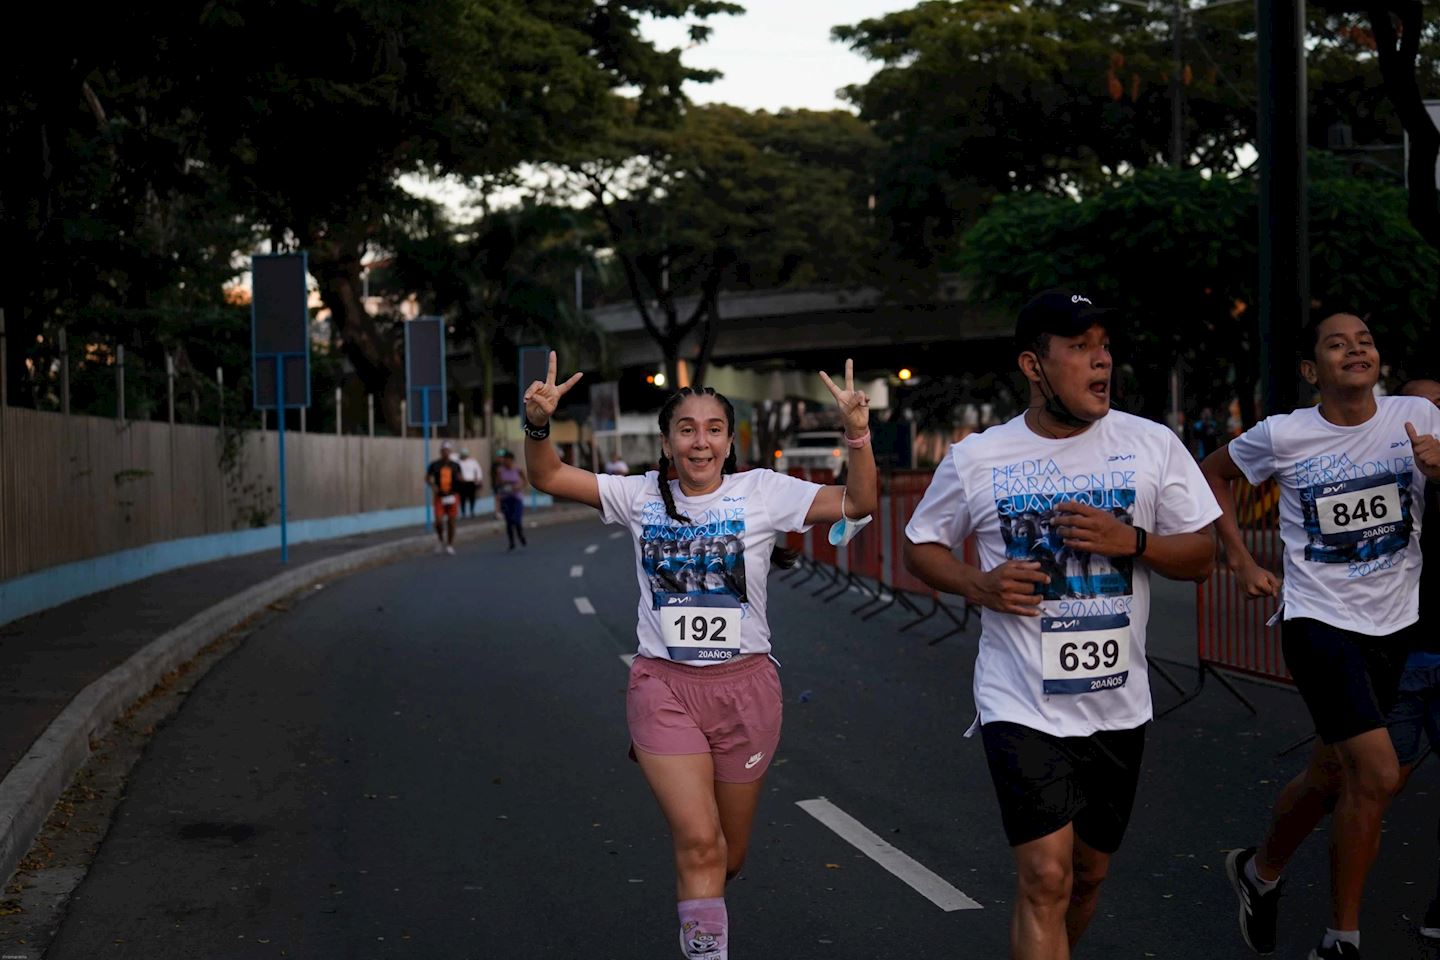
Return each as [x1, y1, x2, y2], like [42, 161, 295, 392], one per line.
[1041, 613, 1130, 695]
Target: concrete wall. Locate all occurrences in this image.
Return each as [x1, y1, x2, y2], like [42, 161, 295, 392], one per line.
[0, 407, 509, 623]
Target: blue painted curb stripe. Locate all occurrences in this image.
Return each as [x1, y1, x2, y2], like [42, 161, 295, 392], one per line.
[0, 493, 553, 627]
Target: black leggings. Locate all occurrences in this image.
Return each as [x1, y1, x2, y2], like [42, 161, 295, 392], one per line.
[501, 496, 526, 546]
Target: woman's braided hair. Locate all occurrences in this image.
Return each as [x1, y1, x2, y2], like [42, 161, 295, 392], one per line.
[657, 387, 800, 570]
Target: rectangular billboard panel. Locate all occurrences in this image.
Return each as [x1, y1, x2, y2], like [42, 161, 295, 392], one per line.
[591, 381, 619, 433]
[251, 252, 311, 409]
[405, 316, 448, 427]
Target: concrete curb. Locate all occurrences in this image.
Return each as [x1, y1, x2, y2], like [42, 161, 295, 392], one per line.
[0, 505, 595, 889]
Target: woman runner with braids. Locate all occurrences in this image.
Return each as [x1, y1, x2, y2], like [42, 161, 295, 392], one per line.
[522, 352, 876, 960]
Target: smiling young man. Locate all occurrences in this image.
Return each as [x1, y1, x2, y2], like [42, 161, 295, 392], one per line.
[1204, 313, 1440, 960]
[902, 289, 1220, 960]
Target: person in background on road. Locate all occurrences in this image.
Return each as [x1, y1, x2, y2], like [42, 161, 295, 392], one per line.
[494, 449, 528, 550]
[1386, 376, 1440, 942]
[457, 448, 483, 517]
[426, 439, 463, 555]
[521, 351, 875, 960]
[605, 452, 630, 475]
[1191, 406, 1220, 460]
[902, 289, 1220, 960]
[1202, 312, 1440, 960]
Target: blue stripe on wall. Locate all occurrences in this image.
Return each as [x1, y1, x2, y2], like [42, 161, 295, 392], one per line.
[0, 493, 553, 627]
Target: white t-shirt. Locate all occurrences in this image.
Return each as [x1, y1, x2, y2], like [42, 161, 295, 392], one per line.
[598, 468, 823, 664]
[1226, 396, 1440, 635]
[458, 458, 484, 482]
[905, 411, 1221, 738]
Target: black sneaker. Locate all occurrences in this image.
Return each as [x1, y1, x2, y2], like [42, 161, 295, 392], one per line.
[1421, 898, 1440, 940]
[1307, 939, 1360, 960]
[1225, 847, 1281, 954]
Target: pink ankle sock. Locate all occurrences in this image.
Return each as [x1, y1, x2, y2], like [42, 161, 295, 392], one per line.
[677, 897, 728, 959]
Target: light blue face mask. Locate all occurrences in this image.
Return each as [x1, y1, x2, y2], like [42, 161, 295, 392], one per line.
[827, 489, 872, 547]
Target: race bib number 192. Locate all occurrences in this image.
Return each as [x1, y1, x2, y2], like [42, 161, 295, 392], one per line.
[1041, 613, 1130, 695]
[656, 593, 742, 664]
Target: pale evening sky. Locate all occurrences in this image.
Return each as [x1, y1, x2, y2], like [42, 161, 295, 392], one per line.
[640, 1, 911, 112]
[403, 2, 912, 215]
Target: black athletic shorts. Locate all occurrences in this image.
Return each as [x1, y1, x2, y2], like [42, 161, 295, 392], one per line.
[1281, 617, 1415, 745]
[980, 720, 1147, 854]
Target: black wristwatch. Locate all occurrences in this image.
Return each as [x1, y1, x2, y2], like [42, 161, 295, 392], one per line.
[1131, 526, 1148, 559]
[522, 417, 550, 440]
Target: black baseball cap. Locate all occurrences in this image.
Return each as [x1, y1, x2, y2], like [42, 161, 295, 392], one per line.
[1014, 288, 1119, 353]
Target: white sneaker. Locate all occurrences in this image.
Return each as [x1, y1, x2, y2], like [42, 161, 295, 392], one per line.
[445, 545, 456, 555]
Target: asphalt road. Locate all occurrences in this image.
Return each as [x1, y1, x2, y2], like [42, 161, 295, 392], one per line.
[40, 517, 1440, 959]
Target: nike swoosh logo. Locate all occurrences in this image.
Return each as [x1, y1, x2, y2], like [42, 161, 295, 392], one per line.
[745, 752, 765, 769]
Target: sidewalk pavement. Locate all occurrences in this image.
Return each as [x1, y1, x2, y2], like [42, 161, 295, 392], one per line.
[0, 504, 593, 886]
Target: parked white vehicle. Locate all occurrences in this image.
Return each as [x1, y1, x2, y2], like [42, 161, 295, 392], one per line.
[773, 430, 846, 474]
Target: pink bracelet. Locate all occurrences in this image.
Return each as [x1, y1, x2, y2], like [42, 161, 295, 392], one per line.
[843, 430, 871, 449]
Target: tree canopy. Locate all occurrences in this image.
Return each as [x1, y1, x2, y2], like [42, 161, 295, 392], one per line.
[556, 102, 882, 387]
[1, 0, 742, 428]
[834, 2, 1440, 278]
[960, 161, 1440, 425]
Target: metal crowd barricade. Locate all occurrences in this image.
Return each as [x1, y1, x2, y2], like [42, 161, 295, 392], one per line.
[1160, 476, 1284, 718]
[782, 467, 973, 643]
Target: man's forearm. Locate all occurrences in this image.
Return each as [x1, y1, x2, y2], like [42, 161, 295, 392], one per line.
[1201, 468, 1256, 570]
[903, 541, 983, 602]
[1139, 530, 1214, 582]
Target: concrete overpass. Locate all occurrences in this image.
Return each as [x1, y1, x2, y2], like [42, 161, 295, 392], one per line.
[587, 275, 1014, 370]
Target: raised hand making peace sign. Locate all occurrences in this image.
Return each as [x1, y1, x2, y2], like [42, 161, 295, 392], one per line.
[523, 351, 583, 426]
[819, 359, 871, 440]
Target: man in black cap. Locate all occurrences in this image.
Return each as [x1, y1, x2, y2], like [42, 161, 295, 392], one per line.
[902, 288, 1220, 960]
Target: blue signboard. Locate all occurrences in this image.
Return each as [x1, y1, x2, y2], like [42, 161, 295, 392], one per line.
[405, 316, 448, 428]
[251, 253, 311, 410]
[249, 252, 312, 564]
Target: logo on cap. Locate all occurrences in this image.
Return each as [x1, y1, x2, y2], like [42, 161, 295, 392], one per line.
[1071, 294, 1092, 305]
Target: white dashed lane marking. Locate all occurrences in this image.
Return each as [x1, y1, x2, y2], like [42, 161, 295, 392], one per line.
[573, 597, 596, 615]
[609, 531, 624, 540]
[796, 797, 982, 912]
[570, 565, 584, 578]
[584, 544, 599, 555]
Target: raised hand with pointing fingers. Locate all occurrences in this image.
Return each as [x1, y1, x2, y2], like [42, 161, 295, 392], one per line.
[523, 351, 583, 428]
[818, 358, 871, 440]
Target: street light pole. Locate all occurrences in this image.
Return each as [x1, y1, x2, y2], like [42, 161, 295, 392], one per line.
[1257, 0, 1308, 416]
[1170, 0, 1185, 166]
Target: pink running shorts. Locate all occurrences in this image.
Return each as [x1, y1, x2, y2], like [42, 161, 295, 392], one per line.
[626, 653, 783, 783]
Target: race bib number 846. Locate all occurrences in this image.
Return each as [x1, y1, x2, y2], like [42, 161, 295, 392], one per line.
[1315, 478, 1402, 538]
[1041, 613, 1130, 695]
